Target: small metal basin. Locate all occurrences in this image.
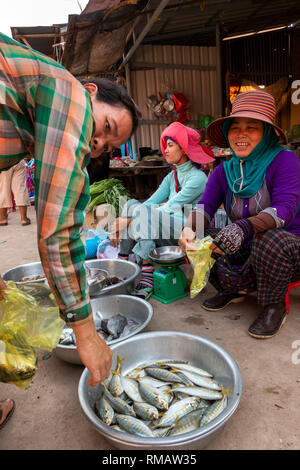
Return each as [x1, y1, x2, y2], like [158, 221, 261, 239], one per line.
[149, 246, 186, 265]
[54, 295, 153, 364]
[2, 262, 46, 285]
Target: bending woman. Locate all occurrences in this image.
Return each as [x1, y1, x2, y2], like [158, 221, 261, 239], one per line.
[110, 122, 214, 299]
[179, 90, 300, 339]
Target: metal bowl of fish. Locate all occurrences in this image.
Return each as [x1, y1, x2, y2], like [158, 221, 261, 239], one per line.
[54, 295, 154, 364]
[149, 246, 186, 265]
[78, 331, 242, 450]
[85, 259, 140, 297]
[2, 262, 47, 284]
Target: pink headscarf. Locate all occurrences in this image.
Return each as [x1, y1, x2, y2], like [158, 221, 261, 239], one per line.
[160, 122, 215, 164]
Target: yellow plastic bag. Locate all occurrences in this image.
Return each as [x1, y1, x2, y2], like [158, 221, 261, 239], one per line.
[186, 236, 216, 299]
[0, 281, 65, 388]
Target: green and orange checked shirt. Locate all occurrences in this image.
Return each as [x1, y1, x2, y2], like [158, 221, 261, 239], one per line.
[0, 32, 95, 326]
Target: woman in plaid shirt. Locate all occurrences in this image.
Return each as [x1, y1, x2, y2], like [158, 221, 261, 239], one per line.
[0, 32, 139, 412]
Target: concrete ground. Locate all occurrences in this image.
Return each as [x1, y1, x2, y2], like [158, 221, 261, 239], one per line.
[0, 205, 300, 450]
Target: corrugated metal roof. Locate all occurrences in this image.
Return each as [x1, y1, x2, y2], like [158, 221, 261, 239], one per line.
[138, 0, 300, 46]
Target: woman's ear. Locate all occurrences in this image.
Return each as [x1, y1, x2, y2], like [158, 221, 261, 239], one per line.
[83, 82, 98, 97]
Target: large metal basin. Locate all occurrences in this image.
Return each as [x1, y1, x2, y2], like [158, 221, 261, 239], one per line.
[2, 259, 140, 297]
[78, 331, 242, 450]
[54, 295, 153, 365]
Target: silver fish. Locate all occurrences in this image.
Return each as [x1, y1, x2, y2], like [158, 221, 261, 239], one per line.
[95, 395, 114, 425]
[108, 357, 124, 397]
[138, 380, 169, 411]
[165, 362, 213, 378]
[145, 367, 185, 383]
[177, 370, 222, 391]
[133, 402, 159, 421]
[138, 376, 173, 389]
[153, 396, 200, 428]
[171, 386, 223, 401]
[103, 386, 136, 417]
[168, 408, 205, 436]
[200, 396, 228, 427]
[120, 376, 144, 403]
[115, 414, 154, 437]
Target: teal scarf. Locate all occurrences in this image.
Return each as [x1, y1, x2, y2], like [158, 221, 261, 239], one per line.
[222, 121, 285, 198]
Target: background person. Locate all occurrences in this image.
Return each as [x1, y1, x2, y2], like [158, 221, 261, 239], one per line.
[179, 90, 300, 339]
[0, 159, 31, 226]
[110, 121, 214, 299]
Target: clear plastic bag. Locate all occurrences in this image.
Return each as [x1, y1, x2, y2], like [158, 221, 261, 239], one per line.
[186, 236, 216, 299]
[0, 281, 65, 388]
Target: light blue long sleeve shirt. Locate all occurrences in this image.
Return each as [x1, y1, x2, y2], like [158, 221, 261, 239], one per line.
[144, 161, 207, 222]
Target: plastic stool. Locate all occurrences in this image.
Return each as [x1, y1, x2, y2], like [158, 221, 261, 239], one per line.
[285, 280, 300, 314]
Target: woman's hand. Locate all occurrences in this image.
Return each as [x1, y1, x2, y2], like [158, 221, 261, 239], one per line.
[109, 217, 131, 248]
[0, 275, 6, 300]
[179, 227, 197, 252]
[209, 242, 225, 256]
[72, 317, 112, 386]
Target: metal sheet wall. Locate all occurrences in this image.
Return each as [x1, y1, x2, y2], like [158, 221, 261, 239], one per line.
[129, 44, 219, 153]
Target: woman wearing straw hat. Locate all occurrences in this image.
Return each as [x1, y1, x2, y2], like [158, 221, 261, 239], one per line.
[109, 121, 215, 300]
[179, 90, 300, 339]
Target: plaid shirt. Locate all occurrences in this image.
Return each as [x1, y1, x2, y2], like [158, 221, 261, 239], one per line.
[0, 33, 95, 325]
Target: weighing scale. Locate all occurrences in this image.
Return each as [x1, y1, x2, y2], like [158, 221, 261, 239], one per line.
[149, 246, 188, 304]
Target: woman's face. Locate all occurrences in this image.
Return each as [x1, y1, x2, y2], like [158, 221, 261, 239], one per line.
[85, 83, 133, 158]
[164, 139, 189, 165]
[228, 117, 264, 158]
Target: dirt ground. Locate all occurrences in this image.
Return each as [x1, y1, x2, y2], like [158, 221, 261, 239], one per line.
[0, 205, 300, 450]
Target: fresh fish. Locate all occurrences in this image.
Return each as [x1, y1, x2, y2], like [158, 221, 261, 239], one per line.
[133, 402, 159, 421]
[115, 414, 154, 437]
[168, 408, 205, 436]
[200, 396, 228, 427]
[138, 380, 169, 411]
[120, 376, 144, 403]
[145, 367, 185, 384]
[152, 396, 200, 428]
[103, 386, 136, 417]
[164, 362, 213, 378]
[171, 386, 223, 401]
[176, 370, 222, 391]
[138, 376, 173, 389]
[101, 314, 128, 339]
[108, 356, 125, 397]
[118, 318, 139, 338]
[152, 427, 174, 438]
[59, 327, 74, 345]
[95, 395, 114, 425]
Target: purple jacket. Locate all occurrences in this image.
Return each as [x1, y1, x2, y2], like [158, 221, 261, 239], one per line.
[196, 150, 300, 237]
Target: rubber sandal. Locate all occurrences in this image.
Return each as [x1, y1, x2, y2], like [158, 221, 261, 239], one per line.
[0, 399, 15, 430]
[0, 221, 8, 226]
[21, 218, 31, 226]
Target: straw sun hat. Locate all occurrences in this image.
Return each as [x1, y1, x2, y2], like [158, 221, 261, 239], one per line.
[207, 90, 288, 148]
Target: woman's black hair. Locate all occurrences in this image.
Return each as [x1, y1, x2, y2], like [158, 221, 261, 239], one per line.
[82, 77, 140, 136]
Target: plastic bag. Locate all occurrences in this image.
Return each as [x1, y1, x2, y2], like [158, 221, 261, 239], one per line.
[0, 281, 65, 388]
[97, 239, 119, 259]
[186, 236, 216, 299]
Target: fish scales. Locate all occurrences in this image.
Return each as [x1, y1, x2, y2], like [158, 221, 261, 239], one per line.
[115, 414, 154, 437]
[153, 396, 200, 428]
[145, 367, 185, 383]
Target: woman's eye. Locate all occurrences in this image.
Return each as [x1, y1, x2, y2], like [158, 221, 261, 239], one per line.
[105, 120, 110, 131]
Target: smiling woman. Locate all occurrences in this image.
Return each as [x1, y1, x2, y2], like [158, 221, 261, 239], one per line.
[179, 90, 300, 340]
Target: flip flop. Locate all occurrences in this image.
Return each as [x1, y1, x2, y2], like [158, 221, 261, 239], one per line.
[21, 218, 31, 226]
[0, 399, 15, 430]
[0, 222, 8, 226]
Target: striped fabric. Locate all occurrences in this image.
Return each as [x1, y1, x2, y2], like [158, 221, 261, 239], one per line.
[207, 90, 287, 148]
[0, 32, 95, 325]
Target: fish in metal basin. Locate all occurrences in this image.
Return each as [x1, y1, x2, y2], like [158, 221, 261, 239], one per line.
[115, 414, 154, 437]
[108, 356, 125, 397]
